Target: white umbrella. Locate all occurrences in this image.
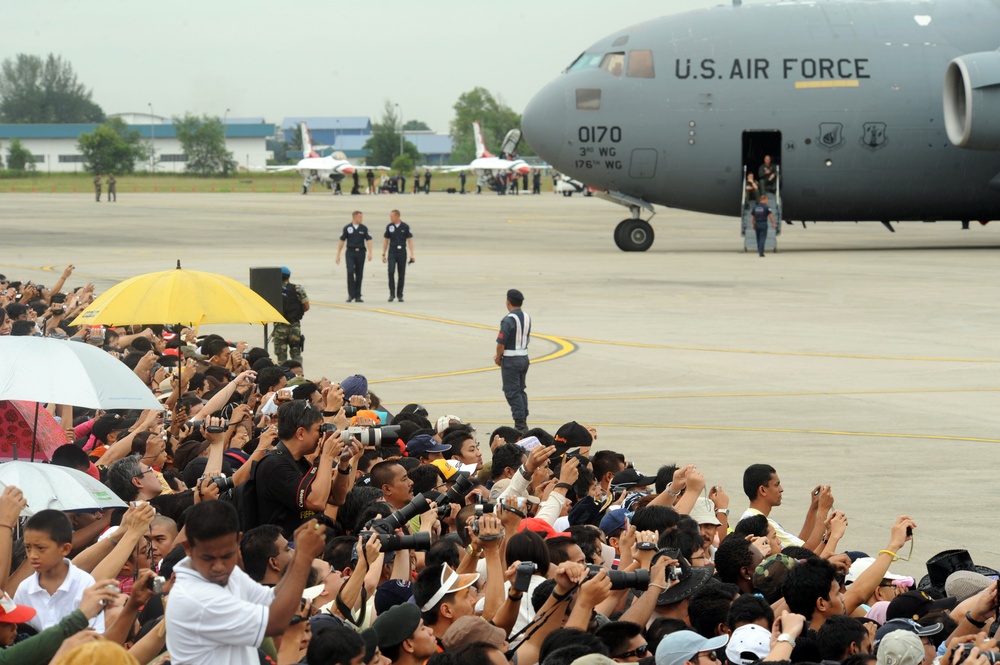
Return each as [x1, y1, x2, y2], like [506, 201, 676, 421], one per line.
[0, 461, 128, 515]
[0, 337, 163, 411]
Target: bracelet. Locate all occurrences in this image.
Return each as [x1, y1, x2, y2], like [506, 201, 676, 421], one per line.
[552, 588, 573, 602]
[322, 410, 339, 417]
[649, 583, 668, 591]
[0, 524, 13, 530]
[878, 549, 898, 561]
[966, 612, 987, 628]
[508, 591, 523, 601]
[665, 482, 680, 498]
[554, 483, 574, 491]
[337, 465, 352, 475]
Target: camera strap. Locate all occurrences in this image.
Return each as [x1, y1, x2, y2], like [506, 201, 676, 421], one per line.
[335, 547, 370, 628]
[503, 581, 579, 659]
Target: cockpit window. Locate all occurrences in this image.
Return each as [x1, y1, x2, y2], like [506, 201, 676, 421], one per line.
[575, 88, 602, 111]
[627, 50, 655, 78]
[568, 52, 603, 72]
[600, 52, 625, 77]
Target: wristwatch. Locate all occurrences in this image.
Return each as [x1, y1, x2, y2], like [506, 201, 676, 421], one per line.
[776, 634, 796, 648]
[715, 508, 730, 516]
[518, 465, 533, 481]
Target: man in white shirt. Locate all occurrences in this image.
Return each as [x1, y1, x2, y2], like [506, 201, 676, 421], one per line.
[166, 500, 326, 665]
[738, 463, 831, 552]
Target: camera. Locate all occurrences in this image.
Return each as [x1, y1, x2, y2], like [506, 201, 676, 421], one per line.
[587, 564, 650, 590]
[441, 472, 476, 504]
[358, 530, 432, 553]
[210, 475, 235, 492]
[471, 503, 502, 541]
[513, 562, 538, 592]
[655, 548, 685, 582]
[189, 419, 229, 434]
[953, 645, 1000, 665]
[100, 583, 119, 605]
[320, 423, 339, 433]
[368, 493, 432, 535]
[149, 575, 166, 594]
[347, 425, 401, 448]
[343, 405, 360, 418]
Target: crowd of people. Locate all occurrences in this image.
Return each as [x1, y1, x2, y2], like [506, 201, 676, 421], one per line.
[1, 268, 998, 665]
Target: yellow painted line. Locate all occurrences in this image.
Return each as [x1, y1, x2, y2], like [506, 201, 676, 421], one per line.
[311, 302, 577, 383]
[452, 421, 1000, 444]
[388, 386, 1000, 406]
[558, 336, 1000, 363]
[795, 80, 860, 89]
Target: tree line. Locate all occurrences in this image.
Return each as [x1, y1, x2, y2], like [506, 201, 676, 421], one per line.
[1, 52, 532, 176]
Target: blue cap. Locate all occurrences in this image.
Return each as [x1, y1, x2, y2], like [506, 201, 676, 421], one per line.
[280, 266, 291, 276]
[406, 434, 450, 457]
[600, 509, 628, 537]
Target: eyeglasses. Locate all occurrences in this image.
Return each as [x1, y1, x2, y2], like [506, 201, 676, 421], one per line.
[135, 467, 156, 479]
[696, 652, 720, 662]
[615, 645, 649, 659]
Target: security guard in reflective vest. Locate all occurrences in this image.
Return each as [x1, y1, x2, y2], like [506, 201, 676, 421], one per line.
[335, 210, 373, 302]
[494, 289, 531, 433]
[382, 209, 415, 302]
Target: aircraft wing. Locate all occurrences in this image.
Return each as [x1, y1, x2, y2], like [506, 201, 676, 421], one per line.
[265, 165, 301, 172]
[428, 164, 472, 173]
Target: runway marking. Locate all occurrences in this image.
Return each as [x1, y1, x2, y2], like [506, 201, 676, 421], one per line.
[795, 80, 860, 89]
[390, 386, 1000, 405]
[446, 421, 1000, 444]
[557, 336, 1000, 363]
[310, 303, 577, 383]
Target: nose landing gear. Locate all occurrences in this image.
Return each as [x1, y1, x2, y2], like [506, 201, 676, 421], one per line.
[614, 219, 655, 252]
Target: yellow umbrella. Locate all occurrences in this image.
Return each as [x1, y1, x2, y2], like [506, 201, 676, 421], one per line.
[70, 261, 288, 328]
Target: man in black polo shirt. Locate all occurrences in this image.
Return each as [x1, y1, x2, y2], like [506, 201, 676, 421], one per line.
[335, 211, 373, 303]
[254, 400, 354, 537]
[381, 209, 415, 303]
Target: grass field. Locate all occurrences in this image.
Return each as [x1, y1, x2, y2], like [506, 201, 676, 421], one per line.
[0, 170, 492, 194]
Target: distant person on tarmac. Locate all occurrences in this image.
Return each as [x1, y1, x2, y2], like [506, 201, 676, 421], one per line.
[758, 155, 777, 194]
[93, 175, 102, 203]
[752, 194, 776, 258]
[424, 168, 432, 194]
[106, 174, 117, 202]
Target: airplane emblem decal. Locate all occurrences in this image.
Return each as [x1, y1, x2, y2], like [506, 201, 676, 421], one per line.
[818, 123, 845, 150]
[861, 122, 889, 150]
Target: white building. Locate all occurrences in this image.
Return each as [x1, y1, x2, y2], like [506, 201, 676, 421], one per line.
[0, 115, 276, 173]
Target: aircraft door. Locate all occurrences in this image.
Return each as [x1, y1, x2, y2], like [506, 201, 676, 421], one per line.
[500, 129, 522, 159]
[742, 131, 782, 252]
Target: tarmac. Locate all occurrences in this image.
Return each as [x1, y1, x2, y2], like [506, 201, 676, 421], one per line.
[3, 189, 999, 575]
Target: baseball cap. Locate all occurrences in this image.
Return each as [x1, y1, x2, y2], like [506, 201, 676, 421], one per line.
[417, 564, 480, 612]
[876, 630, 925, 665]
[430, 459, 457, 480]
[375, 580, 414, 614]
[372, 602, 421, 649]
[753, 554, 797, 603]
[655, 630, 729, 665]
[600, 509, 629, 538]
[847, 557, 913, 585]
[885, 590, 956, 621]
[726, 624, 772, 665]
[611, 468, 656, 489]
[406, 434, 449, 457]
[0, 594, 36, 624]
[874, 618, 944, 648]
[442, 616, 507, 651]
[436, 415, 462, 433]
[518, 517, 571, 539]
[554, 421, 592, 451]
[688, 497, 722, 527]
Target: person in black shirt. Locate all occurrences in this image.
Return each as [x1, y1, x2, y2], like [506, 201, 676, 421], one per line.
[254, 400, 352, 537]
[335, 211, 373, 302]
[382, 209, 415, 303]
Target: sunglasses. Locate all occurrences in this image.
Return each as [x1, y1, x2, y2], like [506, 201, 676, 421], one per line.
[616, 645, 649, 659]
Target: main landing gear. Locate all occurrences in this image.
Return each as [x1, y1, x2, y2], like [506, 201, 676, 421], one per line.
[596, 190, 657, 252]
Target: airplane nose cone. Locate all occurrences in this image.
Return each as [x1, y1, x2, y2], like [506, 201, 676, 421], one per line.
[522, 80, 568, 167]
[517, 165, 531, 175]
[342, 166, 355, 175]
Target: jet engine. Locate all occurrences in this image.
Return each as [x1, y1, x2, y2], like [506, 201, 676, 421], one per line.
[943, 50, 1000, 150]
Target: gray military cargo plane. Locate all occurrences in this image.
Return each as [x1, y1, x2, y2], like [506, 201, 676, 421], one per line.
[521, 0, 1000, 251]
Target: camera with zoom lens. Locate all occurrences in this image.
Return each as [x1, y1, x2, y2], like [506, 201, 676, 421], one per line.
[347, 425, 401, 447]
[210, 475, 235, 492]
[953, 645, 1000, 665]
[358, 529, 432, 553]
[319, 423, 338, 433]
[343, 405, 360, 418]
[513, 562, 538, 592]
[586, 564, 650, 591]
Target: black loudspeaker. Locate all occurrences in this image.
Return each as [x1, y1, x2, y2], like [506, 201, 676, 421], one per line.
[249, 267, 283, 313]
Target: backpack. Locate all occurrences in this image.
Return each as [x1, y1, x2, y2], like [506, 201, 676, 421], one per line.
[282, 283, 304, 323]
[227, 450, 277, 532]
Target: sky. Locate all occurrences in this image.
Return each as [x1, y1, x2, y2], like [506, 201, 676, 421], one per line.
[5, 0, 714, 132]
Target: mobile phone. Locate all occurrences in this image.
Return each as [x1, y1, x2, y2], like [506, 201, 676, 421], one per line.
[905, 526, 913, 538]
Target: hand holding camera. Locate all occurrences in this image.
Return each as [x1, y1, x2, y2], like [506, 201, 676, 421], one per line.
[194, 476, 221, 503]
[888, 515, 916, 552]
[80, 580, 121, 617]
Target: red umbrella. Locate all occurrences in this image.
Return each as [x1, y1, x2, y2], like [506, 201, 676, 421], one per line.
[0, 401, 67, 462]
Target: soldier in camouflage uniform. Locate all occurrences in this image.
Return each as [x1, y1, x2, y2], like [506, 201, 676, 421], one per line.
[272, 266, 309, 363]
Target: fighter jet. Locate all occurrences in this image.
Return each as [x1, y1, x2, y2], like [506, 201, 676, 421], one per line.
[521, 0, 1000, 250]
[437, 122, 533, 192]
[268, 122, 387, 194]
